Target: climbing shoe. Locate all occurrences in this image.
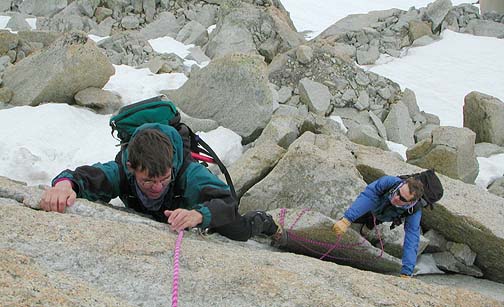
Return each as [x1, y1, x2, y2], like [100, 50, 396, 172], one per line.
[244, 211, 278, 237]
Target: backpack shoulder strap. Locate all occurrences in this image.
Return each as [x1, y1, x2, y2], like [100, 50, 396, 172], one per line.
[172, 155, 192, 199]
[171, 122, 237, 201]
[115, 148, 129, 193]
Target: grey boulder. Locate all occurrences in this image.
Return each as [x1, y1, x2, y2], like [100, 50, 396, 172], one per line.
[3, 31, 114, 106]
[163, 53, 273, 144]
[407, 126, 479, 183]
[464, 91, 504, 146]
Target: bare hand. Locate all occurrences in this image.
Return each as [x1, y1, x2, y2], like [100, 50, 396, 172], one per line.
[40, 180, 76, 213]
[164, 209, 203, 232]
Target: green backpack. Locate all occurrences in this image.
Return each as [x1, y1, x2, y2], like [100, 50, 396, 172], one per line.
[109, 95, 237, 201]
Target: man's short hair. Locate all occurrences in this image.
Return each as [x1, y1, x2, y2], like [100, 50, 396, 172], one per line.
[406, 177, 424, 201]
[128, 129, 173, 177]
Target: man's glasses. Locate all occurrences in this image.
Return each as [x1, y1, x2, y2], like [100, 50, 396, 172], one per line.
[140, 175, 172, 189]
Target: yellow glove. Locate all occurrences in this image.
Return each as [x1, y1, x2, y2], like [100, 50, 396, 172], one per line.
[400, 274, 411, 279]
[332, 217, 351, 235]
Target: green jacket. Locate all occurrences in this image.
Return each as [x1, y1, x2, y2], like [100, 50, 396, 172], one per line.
[52, 123, 238, 229]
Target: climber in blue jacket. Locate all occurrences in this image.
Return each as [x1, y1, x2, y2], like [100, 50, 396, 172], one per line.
[332, 176, 424, 277]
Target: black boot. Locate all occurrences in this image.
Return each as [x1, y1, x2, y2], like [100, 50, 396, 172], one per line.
[243, 211, 278, 237]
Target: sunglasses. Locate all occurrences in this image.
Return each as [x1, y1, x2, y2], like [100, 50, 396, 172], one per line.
[397, 190, 412, 203]
[392, 183, 417, 205]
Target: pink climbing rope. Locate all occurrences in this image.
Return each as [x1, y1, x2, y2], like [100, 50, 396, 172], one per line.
[289, 235, 361, 261]
[372, 214, 384, 258]
[319, 234, 343, 260]
[278, 207, 310, 229]
[288, 207, 310, 230]
[172, 230, 184, 307]
[278, 207, 384, 262]
[287, 231, 366, 249]
[278, 207, 287, 227]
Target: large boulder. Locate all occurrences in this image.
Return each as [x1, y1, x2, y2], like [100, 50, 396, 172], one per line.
[142, 0, 155, 23]
[369, 110, 388, 139]
[317, 9, 402, 39]
[239, 132, 366, 219]
[298, 78, 331, 116]
[424, 0, 453, 32]
[431, 250, 483, 277]
[464, 19, 504, 38]
[383, 101, 416, 147]
[356, 39, 380, 65]
[184, 3, 217, 28]
[347, 124, 388, 150]
[176, 20, 208, 47]
[139, 11, 181, 40]
[407, 126, 479, 183]
[17, 30, 63, 48]
[75, 0, 100, 17]
[5, 13, 32, 31]
[324, 108, 373, 132]
[89, 16, 114, 37]
[408, 20, 433, 42]
[0, 180, 500, 306]
[361, 224, 430, 259]
[162, 53, 274, 143]
[3, 32, 114, 106]
[0, 0, 11, 12]
[0, 30, 18, 56]
[94, 7, 112, 23]
[401, 88, 421, 118]
[223, 141, 286, 198]
[36, 1, 98, 33]
[0, 86, 13, 103]
[423, 229, 449, 253]
[415, 123, 440, 143]
[19, 0, 67, 17]
[353, 144, 504, 283]
[464, 91, 504, 146]
[138, 53, 185, 74]
[271, 208, 403, 273]
[73, 87, 122, 114]
[120, 15, 139, 30]
[253, 114, 302, 149]
[205, 2, 304, 62]
[178, 110, 219, 133]
[474, 143, 504, 158]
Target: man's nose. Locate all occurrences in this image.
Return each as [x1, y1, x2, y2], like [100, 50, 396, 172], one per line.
[151, 182, 164, 192]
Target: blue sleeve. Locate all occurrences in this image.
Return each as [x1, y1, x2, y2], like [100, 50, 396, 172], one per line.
[400, 210, 422, 275]
[343, 176, 401, 222]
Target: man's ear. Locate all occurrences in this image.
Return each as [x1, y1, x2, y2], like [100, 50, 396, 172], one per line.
[126, 161, 134, 173]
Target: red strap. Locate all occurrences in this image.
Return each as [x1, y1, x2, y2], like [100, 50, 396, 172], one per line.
[190, 152, 215, 164]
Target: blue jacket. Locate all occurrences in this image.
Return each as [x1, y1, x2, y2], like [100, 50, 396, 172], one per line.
[343, 176, 421, 276]
[52, 123, 237, 230]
